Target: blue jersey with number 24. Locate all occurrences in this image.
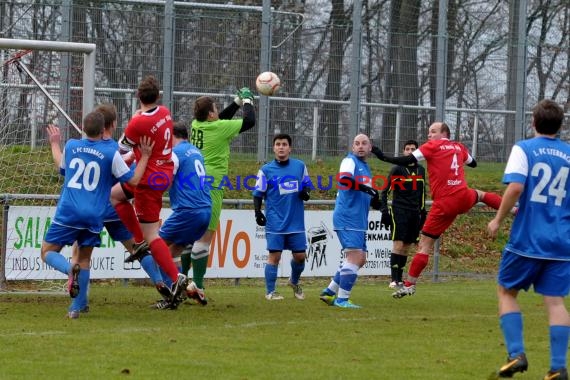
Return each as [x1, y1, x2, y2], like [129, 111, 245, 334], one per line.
[503, 136, 570, 260]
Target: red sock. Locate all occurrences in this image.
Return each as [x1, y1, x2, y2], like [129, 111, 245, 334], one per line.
[407, 252, 429, 283]
[114, 202, 144, 242]
[150, 238, 179, 282]
[481, 192, 502, 210]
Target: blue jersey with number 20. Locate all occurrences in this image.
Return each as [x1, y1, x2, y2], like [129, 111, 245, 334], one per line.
[503, 136, 570, 260]
[54, 138, 134, 233]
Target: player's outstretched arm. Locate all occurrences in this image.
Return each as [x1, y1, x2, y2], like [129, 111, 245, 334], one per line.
[46, 125, 63, 169]
[239, 103, 256, 134]
[127, 135, 154, 186]
[220, 87, 255, 119]
[371, 145, 417, 166]
[487, 182, 523, 239]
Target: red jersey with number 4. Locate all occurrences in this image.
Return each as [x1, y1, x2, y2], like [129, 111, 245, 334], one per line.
[124, 106, 174, 184]
[416, 138, 470, 200]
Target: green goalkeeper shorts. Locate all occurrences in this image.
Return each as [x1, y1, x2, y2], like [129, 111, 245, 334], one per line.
[207, 189, 224, 231]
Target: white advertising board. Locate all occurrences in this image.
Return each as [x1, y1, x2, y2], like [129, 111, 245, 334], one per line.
[5, 206, 393, 280]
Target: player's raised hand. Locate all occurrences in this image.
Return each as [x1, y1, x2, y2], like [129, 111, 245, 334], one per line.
[46, 125, 61, 145]
[139, 135, 155, 157]
[237, 87, 254, 105]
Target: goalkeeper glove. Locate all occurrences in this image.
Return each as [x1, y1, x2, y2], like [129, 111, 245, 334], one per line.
[237, 87, 254, 105]
[371, 145, 384, 160]
[298, 188, 310, 201]
[255, 211, 267, 226]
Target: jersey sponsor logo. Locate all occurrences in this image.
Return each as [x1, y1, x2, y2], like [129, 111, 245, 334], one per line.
[447, 179, 462, 186]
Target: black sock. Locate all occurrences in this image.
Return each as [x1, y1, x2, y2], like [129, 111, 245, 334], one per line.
[390, 253, 399, 282]
[397, 255, 408, 282]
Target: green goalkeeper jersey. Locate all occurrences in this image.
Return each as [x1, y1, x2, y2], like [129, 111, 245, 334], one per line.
[190, 118, 243, 187]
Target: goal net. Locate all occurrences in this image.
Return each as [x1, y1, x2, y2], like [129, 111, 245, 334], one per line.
[0, 40, 95, 292]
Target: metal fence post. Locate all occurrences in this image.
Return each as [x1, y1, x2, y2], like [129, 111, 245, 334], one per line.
[348, 0, 363, 143]
[0, 195, 10, 289]
[257, 0, 272, 163]
[161, 0, 174, 110]
[435, 0, 448, 121]
[432, 237, 441, 282]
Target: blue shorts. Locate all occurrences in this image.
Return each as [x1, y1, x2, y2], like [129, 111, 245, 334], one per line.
[266, 232, 307, 253]
[104, 220, 132, 242]
[335, 229, 367, 251]
[159, 208, 211, 246]
[498, 249, 570, 297]
[44, 223, 101, 247]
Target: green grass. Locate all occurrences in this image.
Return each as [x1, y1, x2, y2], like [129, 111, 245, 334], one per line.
[0, 279, 563, 379]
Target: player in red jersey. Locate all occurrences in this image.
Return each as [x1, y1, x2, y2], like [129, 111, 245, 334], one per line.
[372, 122, 504, 298]
[110, 75, 187, 307]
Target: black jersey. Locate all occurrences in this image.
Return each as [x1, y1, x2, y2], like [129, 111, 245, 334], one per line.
[380, 163, 426, 212]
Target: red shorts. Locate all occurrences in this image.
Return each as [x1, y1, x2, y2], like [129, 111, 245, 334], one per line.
[422, 188, 478, 238]
[122, 183, 167, 223]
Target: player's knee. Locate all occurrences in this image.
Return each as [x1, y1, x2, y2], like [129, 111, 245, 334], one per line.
[191, 241, 210, 260]
[475, 189, 485, 202]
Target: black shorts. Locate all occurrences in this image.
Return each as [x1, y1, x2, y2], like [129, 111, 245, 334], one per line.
[390, 207, 421, 244]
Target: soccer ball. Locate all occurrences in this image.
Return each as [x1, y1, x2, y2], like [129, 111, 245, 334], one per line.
[255, 71, 281, 96]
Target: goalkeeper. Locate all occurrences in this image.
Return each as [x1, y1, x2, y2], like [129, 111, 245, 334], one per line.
[184, 88, 256, 304]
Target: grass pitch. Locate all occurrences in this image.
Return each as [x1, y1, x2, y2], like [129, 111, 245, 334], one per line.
[0, 278, 563, 379]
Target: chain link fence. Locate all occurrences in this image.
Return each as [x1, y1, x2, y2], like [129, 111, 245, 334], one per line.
[1, 0, 568, 164]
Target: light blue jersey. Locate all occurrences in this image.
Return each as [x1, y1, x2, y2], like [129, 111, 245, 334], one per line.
[54, 138, 134, 233]
[170, 141, 211, 211]
[503, 136, 570, 261]
[252, 158, 309, 234]
[333, 153, 372, 231]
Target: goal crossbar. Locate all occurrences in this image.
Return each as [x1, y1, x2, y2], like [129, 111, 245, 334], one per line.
[0, 38, 96, 118]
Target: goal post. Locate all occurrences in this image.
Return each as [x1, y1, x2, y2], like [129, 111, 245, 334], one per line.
[0, 38, 96, 118]
[0, 39, 96, 291]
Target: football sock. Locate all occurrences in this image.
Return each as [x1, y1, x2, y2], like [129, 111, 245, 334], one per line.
[172, 256, 182, 273]
[290, 259, 305, 285]
[549, 325, 570, 371]
[500, 312, 525, 358]
[139, 254, 163, 285]
[114, 202, 144, 242]
[181, 251, 191, 276]
[390, 253, 399, 282]
[44, 251, 70, 275]
[337, 262, 359, 300]
[149, 238, 179, 283]
[77, 268, 90, 310]
[265, 263, 278, 294]
[398, 255, 408, 282]
[408, 252, 429, 281]
[481, 192, 502, 210]
[191, 256, 208, 289]
[191, 242, 210, 289]
[324, 268, 341, 295]
[69, 268, 90, 312]
[158, 267, 172, 288]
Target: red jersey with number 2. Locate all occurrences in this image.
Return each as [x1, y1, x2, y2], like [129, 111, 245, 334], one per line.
[124, 106, 174, 184]
[417, 138, 470, 200]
